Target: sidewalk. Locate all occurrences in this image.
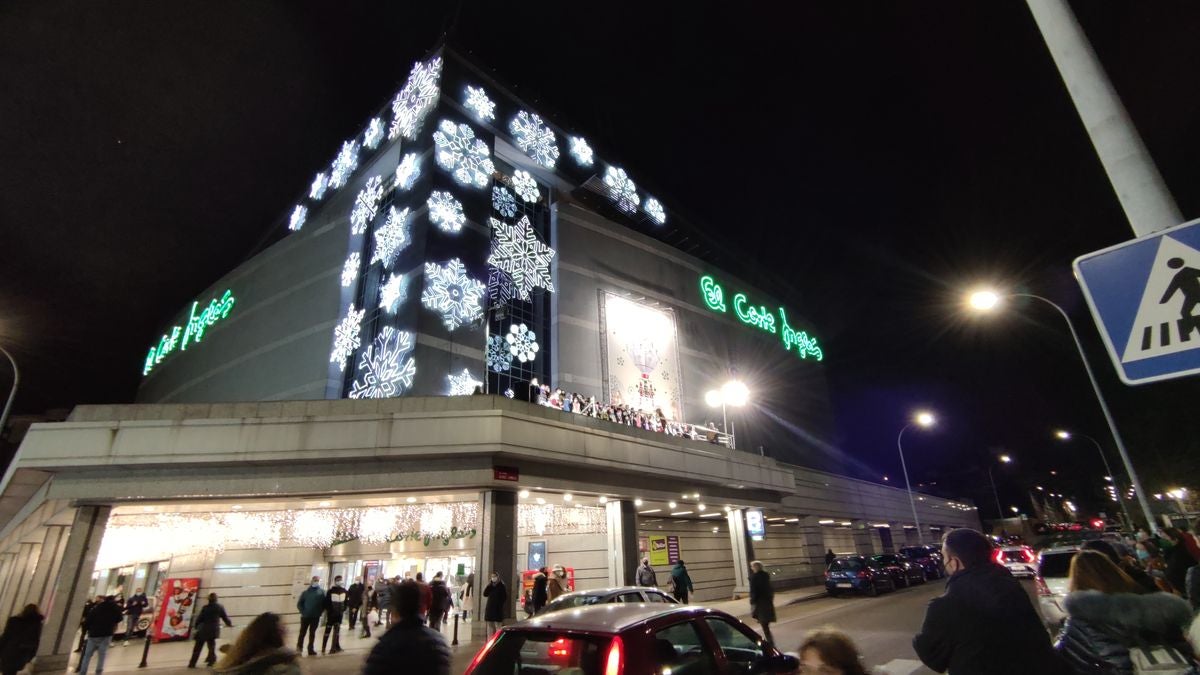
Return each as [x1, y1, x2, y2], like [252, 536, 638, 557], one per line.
[699, 584, 829, 619]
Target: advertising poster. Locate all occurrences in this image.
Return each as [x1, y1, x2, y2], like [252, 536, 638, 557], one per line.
[667, 535, 681, 564]
[648, 535, 670, 566]
[527, 541, 547, 571]
[153, 577, 200, 641]
[746, 509, 765, 541]
[601, 294, 685, 419]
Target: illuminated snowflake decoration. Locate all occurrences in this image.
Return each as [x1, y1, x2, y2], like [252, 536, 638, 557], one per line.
[329, 140, 360, 190]
[395, 153, 421, 191]
[447, 368, 482, 396]
[643, 197, 666, 225]
[511, 170, 540, 203]
[371, 206, 411, 267]
[341, 252, 361, 287]
[506, 323, 539, 363]
[464, 85, 496, 122]
[330, 303, 365, 371]
[350, 175, 385, 235]
[509, 111, 559, 169]
[569, 136, 594, 166]
[349, 326, 416, 399]
[486, 334, 512, 373]
[363, 117, 385, 150]
[488, 267, 515, 304]
[487, 215, 555, 301]
[427, 191, 465, 234]
[433, 119, 494, 189]
[603, 166, 639, 214]
[310, 172, 329, 200]
[492, 186, 517, 217]
[379, 273, 408, 314]
[421, 258, 485, 331]
[388, 57, 443, 141]
[288, 204, 307, 232]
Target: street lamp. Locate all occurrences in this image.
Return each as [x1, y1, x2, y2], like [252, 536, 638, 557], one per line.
[1054, 428, 1134, 530]
[966, 288, 1156, 531]
[987, 454, 1012, 520]
[705, 380, 749, 449]
[897, 410, 936, 545]
[0, 344, 19, 497]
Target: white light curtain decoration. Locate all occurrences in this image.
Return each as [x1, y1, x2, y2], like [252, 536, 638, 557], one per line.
[97, 503, 480, 568]
[517, 503, 607, 537]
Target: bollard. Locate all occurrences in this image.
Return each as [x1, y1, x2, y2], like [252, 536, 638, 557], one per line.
[452, 612, 459, 646]
[138, 631, 152, 668]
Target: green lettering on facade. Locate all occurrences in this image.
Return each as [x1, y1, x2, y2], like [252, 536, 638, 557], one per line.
[143, 289, 236, 376]
[700, 275, 824, 361]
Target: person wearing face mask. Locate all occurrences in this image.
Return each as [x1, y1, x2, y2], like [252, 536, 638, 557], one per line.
[482, 572, 507, 638]
[547, 565, 568, 601]
[913, 528, 1069, 675]
[295, 577, 325, 657]
[1080, 540, 1156, 593]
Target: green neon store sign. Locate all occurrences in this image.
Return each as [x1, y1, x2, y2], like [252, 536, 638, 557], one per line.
[143, 289, 237, 376]
[699, 275, 823, 361]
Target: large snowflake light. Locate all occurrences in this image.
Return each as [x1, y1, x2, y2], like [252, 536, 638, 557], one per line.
[643, 197, 666, 225]
[288, 204, 307, 232]
[363, 117, 385, 150]
[350, 175, 385, 235]
[395, 153, 421, 191]
[603, 166, 639, 214]
[447, 368, 482, 396]
[464, 85, 496, 122]
[492, 186, 517, 217]
[569, 136, 594, 166]
[511, 170, 540, 203]
[330, 304, 365, 371]
[349, 327, 416, 399]
[433, 119, 495, 189]
[509, 111, 559, 169]
[487, 215, 555, 301]
[421, 258, 485, 331]
[341, 252, 361, 287]
[310, 172, 329, 200]
[506, 323, 539, 363]
[488, 267, 515, 304]
[371, 206, 411, 267]
[487, 334, 512, 373]
[329, 140, 360, 190]
[379, 273, 408, 314]
[427, 191, 465, 233]
[388, 57, 443, 141]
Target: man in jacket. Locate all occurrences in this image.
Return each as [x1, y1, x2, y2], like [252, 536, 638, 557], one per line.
[187, 593, 231, 668]
[346, 576, 365, 631]
[429, 572, 450, 631]
[913, 528, 1068, 674]
[79, 596, 123, 674]
[748, 561, 775, 645]
[529, 568, 548, 615]
[482, 572, 508, 638]
[296, 576, 324, 656]
[670, 561, 694, 604]
[635, 559, 657, 587]
[321, 575, 347, 654]
[121, 588, 148, 645]
[374, 580, 391, 628]
[363, 580, 450, 675]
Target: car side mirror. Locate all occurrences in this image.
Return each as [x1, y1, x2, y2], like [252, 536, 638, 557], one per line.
[753, 653, 799, 673]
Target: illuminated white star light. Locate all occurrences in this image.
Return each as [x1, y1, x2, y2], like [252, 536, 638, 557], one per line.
[388, 57, 443, 141]
[421, 258, 485, 331]
[427, 191, 465, 233]
[371, 206, 411, 267]
[395, 153, 422, 191]
[509, 111, 559, 169]
[330, 304, 365, 371]
[433, 119, 495, 189]
[506, 323, 539, 363]
[487, 334, 512, 373]
[379, 273, 408, 314]
[363, 117, 385, 150]
[447, 368, 482, 396]
[603, 166, 638, 214]
[350, 175, 386, 235]
[643, 197, 666, 225]
[486, 215, 555, 301]
[341, 252, 361, 287]
[511, 170, 540, 203]
[569, 136, 594, 166]
[349, 327, 416, 399]
[329, 140, 360, 190]
[492, 186, 517, 217]
[464, 85, 496, 122]
[288, 204, 307, 232]
[310, 172, 329, 200]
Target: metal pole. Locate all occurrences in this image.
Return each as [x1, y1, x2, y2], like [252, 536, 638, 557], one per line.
[1016, 294, 1157, 531]
[721, 402, 729, 449]
[729, 417, 736, 451]
[896, 424, 923, 545]
[1080, 432, 1134, 531]
[0, 345, 18, 452]
[988, 465, 1004, 520]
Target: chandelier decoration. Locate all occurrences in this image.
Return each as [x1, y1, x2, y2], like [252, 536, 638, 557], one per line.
[517, 503, 607, 537]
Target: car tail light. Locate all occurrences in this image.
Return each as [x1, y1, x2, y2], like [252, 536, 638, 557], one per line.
[824, 570, 830, 579]
[604, 636, 624, 675]
[1035, 576, 1052, 597]
[992, 548, 1004, 565]
[1022, 548, 1035, 563]
[549, 637, 571, 659]
[463, 631, 501, 675]
[857, 569, 871, 579]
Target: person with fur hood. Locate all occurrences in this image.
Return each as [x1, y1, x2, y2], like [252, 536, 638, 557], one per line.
[1054, 550, 1194, 673]
[213, 613, 299, 675]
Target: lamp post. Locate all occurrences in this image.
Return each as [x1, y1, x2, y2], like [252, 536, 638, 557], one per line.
[987, 454, 1012, 520]
[0, 345, 16, 447]
[1055, 429, 1133, 530]
[897, 411, 935, 545]
[967, 289, 1156, 531]
[705, 380, 749, 450]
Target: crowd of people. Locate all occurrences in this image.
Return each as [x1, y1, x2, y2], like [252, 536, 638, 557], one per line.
[526, 382, 728, 442]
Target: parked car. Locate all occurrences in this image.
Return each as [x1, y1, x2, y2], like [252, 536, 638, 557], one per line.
[995, 545, 1038, 578]
[870, 554, 926, 587]
[540, 586, 677, 615]
[1035, 546, 1078, 629]
[825, 556, 896, 597]
[899, 545, 945, 579]
[465, 604, 799, 674]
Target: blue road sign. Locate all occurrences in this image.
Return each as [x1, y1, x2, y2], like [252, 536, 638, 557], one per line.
[1075, 218, 1200, 385]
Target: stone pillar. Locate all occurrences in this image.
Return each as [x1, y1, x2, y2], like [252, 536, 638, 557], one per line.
[851, 520, 873, 554]
[0, 542, 41, 620]
[34, 505, 110, 674]
[726, 510, 753, 597]
[27, 526, 69, 612]
[605, 500, 638, 587]
[474, 490, 517, 639]
[797, 517, 828, 582]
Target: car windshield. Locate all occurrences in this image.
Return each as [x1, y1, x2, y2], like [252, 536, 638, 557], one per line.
[871, 555, 897, 565]
[544, 594, 605, 612]
[830, 559, 862, 571]
[1039, 551, 1076, 578]
[469, 631, 613, 675]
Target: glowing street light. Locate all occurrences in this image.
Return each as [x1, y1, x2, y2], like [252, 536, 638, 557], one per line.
[1055, 428, 1133, 530]
[967, 289, 1001, 311]
[998, 454, 1012, 464]
[706, 379, 749, 450]
[914, 411, 936, 428]
[897, 410, 937, 545]
[1010, 506, 1019, 514]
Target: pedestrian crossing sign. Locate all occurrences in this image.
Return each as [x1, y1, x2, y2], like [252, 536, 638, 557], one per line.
[1075, 218, 1200, 385]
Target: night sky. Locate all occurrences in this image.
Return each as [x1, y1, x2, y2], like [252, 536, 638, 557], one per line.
[2, 2, 1198, 518]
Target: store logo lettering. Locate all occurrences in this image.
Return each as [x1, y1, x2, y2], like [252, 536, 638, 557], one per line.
[698, 275, 823, 361]
[143, 290, 236, 376]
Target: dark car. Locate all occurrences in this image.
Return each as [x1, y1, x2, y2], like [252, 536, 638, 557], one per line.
[899, 545, 945, 579]
[465, 603, 798, 674]
[541, 586, 677, 615]
[824, 555, 896, 597]
[870, 554, 926, 587]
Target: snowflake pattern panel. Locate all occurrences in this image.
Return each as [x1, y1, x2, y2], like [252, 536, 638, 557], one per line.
[389, 57, 443, 141]
[486, 215, 555, 301]
[433, 119, 495, 189]
[421, 258, 486, 331]
[509, 111, 559, 169]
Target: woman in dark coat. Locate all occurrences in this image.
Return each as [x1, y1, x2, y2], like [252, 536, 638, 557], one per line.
[1161, 528, 1197, 596]
[482, 572, 508, 638]
[189, 593, 233, 668]
[0, 604, 43, 675]
[748, 561, 776, 646]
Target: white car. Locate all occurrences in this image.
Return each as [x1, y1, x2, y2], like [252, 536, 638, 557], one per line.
[996, 545, 1038, 578]
[1035, 546, 1078, 629]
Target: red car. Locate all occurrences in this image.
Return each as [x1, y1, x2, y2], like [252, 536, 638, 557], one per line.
[465, 603, 799, 674]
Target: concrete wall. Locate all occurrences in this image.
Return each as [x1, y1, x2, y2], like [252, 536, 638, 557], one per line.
[638, 518, 734, 603]
[515, 532, 608, 593]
